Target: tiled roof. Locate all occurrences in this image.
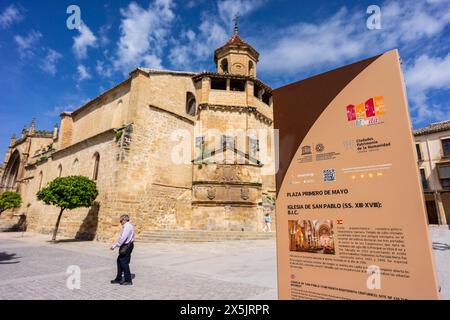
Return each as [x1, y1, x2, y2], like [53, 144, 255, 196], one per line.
[214, 34, 259, 62]
[413, 120, 450, 136]
[226, 34, 249, 46]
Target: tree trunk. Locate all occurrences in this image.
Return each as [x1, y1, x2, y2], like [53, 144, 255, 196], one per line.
[52, 208, 65, 241]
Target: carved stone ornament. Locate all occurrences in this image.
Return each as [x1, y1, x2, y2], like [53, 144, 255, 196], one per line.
[193, 186, 199, 198]
[207, 186, 216, 200]
[241, 187, 249, 200]
[222, 165, 237, 181]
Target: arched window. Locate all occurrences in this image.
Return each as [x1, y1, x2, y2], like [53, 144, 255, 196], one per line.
[72, 158, 79, 175]
[57, 164, 62, 177]
[92, 152, 100, 180]
[220, 59, 228, 73]
[186, 92, 196, 116]
[249, 61, 254, 76]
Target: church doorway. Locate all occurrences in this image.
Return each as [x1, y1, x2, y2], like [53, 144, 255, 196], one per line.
[1, 150, 21, 191]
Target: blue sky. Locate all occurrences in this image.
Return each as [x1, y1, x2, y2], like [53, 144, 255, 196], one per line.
[1, 0, 450, 157]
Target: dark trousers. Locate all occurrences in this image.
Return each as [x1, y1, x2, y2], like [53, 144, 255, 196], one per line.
[115, 242, 134, 282]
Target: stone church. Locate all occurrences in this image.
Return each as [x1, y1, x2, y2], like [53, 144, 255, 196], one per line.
[0, 25, 276, 241]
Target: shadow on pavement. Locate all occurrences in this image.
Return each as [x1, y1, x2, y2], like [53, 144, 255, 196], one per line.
[0, 251, 20, 264]
[46, 239, 93, 244]
[433, 242, 450, 251]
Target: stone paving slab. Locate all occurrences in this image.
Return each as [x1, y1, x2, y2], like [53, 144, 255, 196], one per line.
[0, 232, 276, 300]
[429, 226, 450, 299]
[0, 227, 449, 300]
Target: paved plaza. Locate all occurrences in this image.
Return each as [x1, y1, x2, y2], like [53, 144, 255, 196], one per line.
[0, 227, 449, 300]
[0, 232, 277, 300]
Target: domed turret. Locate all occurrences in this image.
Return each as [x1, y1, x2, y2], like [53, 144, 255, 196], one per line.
[214, 17, 259, 77]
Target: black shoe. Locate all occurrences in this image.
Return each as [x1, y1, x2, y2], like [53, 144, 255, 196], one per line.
[110, 279, 122, 284]
[120, 281, 133, 286]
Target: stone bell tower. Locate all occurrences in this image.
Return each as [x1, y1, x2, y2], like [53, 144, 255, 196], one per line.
[214, 17, 259, 77]
[190, 17, 275, 232]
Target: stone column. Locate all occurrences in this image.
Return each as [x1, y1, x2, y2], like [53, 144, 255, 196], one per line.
[435, 192, 448, 225]
[200, 77, 210, 104]
[246, 80, 254, 105]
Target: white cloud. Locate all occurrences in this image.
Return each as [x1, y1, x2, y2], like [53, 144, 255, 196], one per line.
[217, 0, 265, 27]
[169, 45, 191, 67]
[405, 53, 450, 122]
[185, 0, 211, 9]
[14, 30, 42, 58]
[77, 64, 92, 81]
[406, 54, 450, 92]
[73, 22, 97, 59]
[380, 0, 450, 44]
[45, 99, 91, 117]
[45, 104, 75, 117]
[143, 54, 163, 69]
[257, 8, 363, 75]
[99, 24, 111, 46]
[96, 60, 112, 78]
[168, 0, 264, 70]
[114, 0, 175, 73]
[169, 19, 228, 70]
[257, 0, 450, 76]
[250, 0, 450, 124]
[14, 31, 63, 76]
[40, 49, 63, 76]
[185, 29, 196, 42]
[0, 4, 25, 29]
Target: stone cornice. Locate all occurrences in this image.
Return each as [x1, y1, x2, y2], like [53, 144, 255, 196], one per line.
[192, 201, 260, 207]
[136, 68, 197, 77]
[10, 132, 53, 149]
[149, 105, 195, 125]
[49, 128, 117, 161]
[192, 181, 262, 187]
[25, 155, 49, 169]
[198, 103, 273, 125]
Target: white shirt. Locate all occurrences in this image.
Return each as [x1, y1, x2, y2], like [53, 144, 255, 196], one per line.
[113, 222, 135, 248]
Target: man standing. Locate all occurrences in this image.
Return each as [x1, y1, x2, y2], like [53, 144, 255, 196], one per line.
[110, 214, 135, 285]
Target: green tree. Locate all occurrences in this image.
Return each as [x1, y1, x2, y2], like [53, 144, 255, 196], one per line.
[36, 176, 98, 241]
[0, 191, 22, 215]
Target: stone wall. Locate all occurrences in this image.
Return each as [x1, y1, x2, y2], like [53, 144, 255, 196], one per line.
[59, 81, 131, 149]
[209, 90, 247, 106]
[23, 130, 122, 241]
[1, 68, 276, 240]
[14, 82, 133, 241]
[191, 205, 264, 231]
[106, 72, 196, 233]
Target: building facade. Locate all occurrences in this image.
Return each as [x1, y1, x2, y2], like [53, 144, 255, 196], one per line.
[0, 27, 276, 241]
[414, 120, 450, 226]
